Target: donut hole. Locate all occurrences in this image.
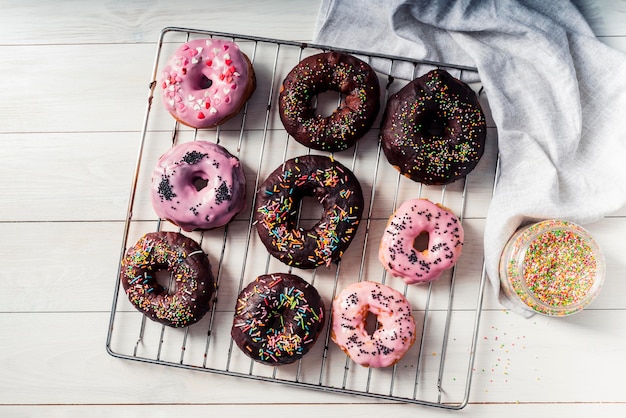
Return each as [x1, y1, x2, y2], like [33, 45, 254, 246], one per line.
[423, 117, 446, 138]
[413, 231, 430, 253]
[192, 176, 209, 191]
[313, 91, 341, 118]
[268, 312, 285, 331]
[197, 74, 213, 90]
[154, 268, 176, 295]
[297, 195, 324, 230]
[364, 310, 379, 336]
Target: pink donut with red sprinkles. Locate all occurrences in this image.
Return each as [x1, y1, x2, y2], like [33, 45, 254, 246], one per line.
[160, 38, 256, 128]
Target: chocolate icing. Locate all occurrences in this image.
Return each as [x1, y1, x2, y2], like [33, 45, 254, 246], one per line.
[279, 52, 380, 152]
[254, 155, 364, 269]
[381, 69, 486, 185]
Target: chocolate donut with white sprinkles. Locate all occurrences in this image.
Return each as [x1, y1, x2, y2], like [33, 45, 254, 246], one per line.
[254, 155, 364, 269]
[231, 273, 325, 365]
[120, 232, 215, 328]
[381, 69, 487, 185]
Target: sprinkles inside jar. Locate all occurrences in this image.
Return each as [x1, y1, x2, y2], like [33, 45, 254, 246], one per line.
[499, 220, 605, 316]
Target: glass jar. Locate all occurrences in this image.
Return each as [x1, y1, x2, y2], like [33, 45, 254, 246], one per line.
[499, 220, 605, 316]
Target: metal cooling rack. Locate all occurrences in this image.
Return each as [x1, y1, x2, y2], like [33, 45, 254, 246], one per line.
[106, 27, 497, 410]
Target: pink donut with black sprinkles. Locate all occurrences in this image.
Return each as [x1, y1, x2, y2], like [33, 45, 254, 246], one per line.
[379, 198, 464, 284]
[151, 140, 246, 232]
[331, 281, 416, 368]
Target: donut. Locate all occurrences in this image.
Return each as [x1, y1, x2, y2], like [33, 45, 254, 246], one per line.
[331, 281, 416, 368]
[151, 140, 246, 232]
[381, 69, 487, 185]
[254, 155, 364, 269]
[160, 38, 256, 129]
[279, 52, 380, 152]
[120, 231, 215, 328]
[379, 198, 464, 284]
[231, 273, 326, 365]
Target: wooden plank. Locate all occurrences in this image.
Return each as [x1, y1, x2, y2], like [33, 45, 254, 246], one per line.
[0, 132, 138, 222]
[1, 403, 625, 418]
[0, 128, 497, 221]
[0, 44, 153, 134]
[0, 0, 322, 45]
[1, 309, 626, 406]
[0, 0, 624, 46]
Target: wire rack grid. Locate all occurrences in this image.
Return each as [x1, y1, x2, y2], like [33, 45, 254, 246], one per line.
[106, 26, 498, 410]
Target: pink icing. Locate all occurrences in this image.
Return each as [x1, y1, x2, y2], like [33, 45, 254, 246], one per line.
[151, 140, 246, 231]
[379, 198, 464, 284]
[331, 281, 416, 368]
[160, 39, 253, 128]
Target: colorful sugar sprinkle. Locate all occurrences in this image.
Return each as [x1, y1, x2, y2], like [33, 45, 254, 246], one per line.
[499, 220, 604, 316]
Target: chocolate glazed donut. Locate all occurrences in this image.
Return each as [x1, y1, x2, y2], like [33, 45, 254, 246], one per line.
[120, 232, 215, 328]
[279, 52, 380, 152]
[381, 69, 487, 185]
[231, 273, 325, 365]
[254, 155, 364, 269]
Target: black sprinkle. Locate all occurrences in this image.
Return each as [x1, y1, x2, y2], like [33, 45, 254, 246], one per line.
[181, 151, 207, 165]
[158, 176, 176, 201]
[215, 181, 232, 204]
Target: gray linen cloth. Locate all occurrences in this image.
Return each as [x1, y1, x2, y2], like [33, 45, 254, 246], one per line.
[313, 0, 626, 315]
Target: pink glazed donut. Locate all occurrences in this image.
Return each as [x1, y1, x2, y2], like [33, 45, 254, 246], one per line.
[160, 38, 256, 128]
[151, 140, 246, 232]
[331, 281, 416, 368]
[379, 198, 464, 284]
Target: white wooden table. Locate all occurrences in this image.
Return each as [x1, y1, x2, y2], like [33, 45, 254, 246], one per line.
[2, 1, 626, 416]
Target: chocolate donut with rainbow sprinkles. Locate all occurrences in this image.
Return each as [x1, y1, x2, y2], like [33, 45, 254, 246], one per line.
[279, 51, 380, 152]
[231, 273, 326, 365]
[120, 231, 215, 328]
[254, 155, 364, 269]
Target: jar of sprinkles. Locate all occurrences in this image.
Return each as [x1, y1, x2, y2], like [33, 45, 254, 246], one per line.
[499, 220, 605, 316]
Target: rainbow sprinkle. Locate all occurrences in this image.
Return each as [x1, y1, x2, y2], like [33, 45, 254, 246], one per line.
[254, 155, 363, 269]
[231, 273, 325, 365]
[499, 220, 605, 316]
[120, 232, 215, 327]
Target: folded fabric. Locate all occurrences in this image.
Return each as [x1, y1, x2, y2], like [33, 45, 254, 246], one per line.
[313, 0, 626, 316]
